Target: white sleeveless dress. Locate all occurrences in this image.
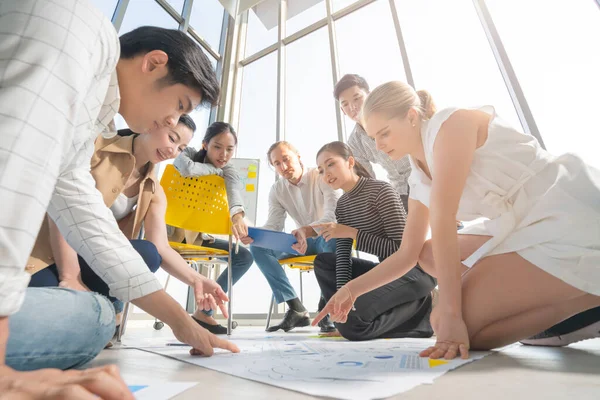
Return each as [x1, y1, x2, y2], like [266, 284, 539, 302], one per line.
[408, 106, 600, 296]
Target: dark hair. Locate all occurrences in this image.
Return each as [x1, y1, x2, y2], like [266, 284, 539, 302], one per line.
[117, 114, 196, 137]
[266, 141, 300, 166]
[119, 26, 220, 108]
[192, 122, 237, 163]
[333, 74, 370, 101]
[316, 141, 372, 179]
[177, 114, 197, 133]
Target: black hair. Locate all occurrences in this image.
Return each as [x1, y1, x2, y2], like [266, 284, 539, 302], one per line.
[192, 122, 237, 163]
[333, 74, 370, 101]
[316, 141, 372, 179]
[119, 26, 220, 108]
[177, 114, 196, 133]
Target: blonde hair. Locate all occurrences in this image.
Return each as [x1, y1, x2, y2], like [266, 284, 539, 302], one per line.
[363, 81, 436, 122]
[267, 140, 300, 166]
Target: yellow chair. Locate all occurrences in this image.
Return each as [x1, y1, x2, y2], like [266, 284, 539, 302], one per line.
[265, 255, 317, 330]
[160, 164, 236, 335]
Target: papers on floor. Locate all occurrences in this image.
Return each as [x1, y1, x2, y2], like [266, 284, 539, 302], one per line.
[135, 331, 489, 400]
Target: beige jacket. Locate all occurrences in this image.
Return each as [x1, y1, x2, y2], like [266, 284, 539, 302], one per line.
[26, 134, 158, 274]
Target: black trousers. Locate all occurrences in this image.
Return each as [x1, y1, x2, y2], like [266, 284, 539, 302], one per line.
[314, 253, 436, 341]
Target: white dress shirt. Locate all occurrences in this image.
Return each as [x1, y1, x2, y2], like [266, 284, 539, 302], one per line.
[0, 0, 161, 316]
[262, 167, 342, 232]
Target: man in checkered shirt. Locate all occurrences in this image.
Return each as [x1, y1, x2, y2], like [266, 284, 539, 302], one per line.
[0, 0, 237, 395]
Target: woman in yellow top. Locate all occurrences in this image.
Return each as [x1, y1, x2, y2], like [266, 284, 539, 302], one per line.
[28, 115, 229, 332]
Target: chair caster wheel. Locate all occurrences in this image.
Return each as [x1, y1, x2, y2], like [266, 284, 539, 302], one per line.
[153, 321, 165, 330]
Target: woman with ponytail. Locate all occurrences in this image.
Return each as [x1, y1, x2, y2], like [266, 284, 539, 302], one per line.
[313, 141, 436, 340]
[314, 81, 600, 359]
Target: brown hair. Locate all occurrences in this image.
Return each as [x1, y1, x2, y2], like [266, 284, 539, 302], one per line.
[363, 81, 437, 122]
[316, 141, 372, 179]
[333, 74, 370, 101]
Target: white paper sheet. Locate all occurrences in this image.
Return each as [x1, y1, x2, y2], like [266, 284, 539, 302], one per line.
[136, 332, 489, 400]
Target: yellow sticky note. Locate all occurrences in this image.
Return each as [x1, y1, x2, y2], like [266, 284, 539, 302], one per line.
[246, 184, 255, 192]
[248, 164, 257, 172]
[247, 171, 257, 178]
[428, 359, 449, 368]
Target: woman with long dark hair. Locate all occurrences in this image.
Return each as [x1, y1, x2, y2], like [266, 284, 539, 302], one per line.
[313, 141, 436, 340]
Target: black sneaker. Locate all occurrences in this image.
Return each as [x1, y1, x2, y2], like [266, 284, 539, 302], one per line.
[267, 309, 310, 332]
[318, 314, 337, 333]
[521, 306, 600, 347]
[192, 316, 238, 335]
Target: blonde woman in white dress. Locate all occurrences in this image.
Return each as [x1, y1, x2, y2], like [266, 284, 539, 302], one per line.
[313, 81, 600, 360]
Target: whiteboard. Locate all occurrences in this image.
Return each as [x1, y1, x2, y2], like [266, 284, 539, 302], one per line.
[230, 158, 260, 226]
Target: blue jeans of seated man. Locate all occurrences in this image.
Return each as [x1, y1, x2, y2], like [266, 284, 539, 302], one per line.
[249, 237, 336, 304]
[6, 287, 116, 371]
[198, 238, 254, 317]
[28, 239, 162, 315]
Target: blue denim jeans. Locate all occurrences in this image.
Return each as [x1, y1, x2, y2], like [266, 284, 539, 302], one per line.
[249, 237, 336, 304]
[6, 287, 116, 371]
[199, 238, 254, 316]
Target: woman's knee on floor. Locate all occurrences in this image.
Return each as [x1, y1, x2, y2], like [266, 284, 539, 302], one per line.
[335, 317, 376, 342]
[130, 239, 162, 272]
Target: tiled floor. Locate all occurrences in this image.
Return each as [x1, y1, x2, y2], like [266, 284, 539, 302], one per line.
[90, 321, 600, 400]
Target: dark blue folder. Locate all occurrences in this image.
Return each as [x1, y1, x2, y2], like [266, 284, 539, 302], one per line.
[247, 227, 300, 255]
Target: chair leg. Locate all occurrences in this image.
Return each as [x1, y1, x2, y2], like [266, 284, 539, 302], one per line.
[154, 271, 172, 327]
[227, 235, 233, 336]
[265, 295, 275, 331]
[299, 270, 304, 304]
[117, 302, 130, 343]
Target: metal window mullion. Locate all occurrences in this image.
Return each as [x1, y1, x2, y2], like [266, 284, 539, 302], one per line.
[111, 0, 130, 31]
[155, 0, 184, 24]
[180, 0, 194, 32]
[187, 28, 221, 60]
[276, 0, 287, 142]
[473, 0, 545, 148]
[325, 0, 344, 143]
[388, 0, 414, 88]
[211, 8, 230, 124]
[240, 43, 278, 66]
[218, 12, 247, 153]
[331, 0, 377, 21]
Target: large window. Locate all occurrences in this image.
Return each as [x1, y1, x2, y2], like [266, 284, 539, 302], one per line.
[189, 0, 225, 51]
[286, 0, 326, 37]
[119, 0, 179, 34]
[395, 0, 521, 129]
[164, 0, 185, 15]
[234, 53, 278, 314]
[233, 0, 600, 318]
[336, 0, 407, 137]
[89, 0, 119, 20]
[285, 27, 338, 164]
[245, 4, 279, 56]
[486, 0, 600, 168]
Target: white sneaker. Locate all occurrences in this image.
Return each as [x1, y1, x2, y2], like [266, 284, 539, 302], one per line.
[520, 320, 600, 347]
